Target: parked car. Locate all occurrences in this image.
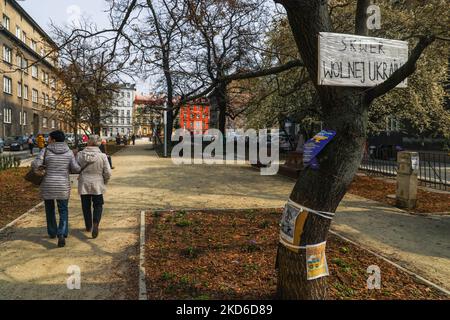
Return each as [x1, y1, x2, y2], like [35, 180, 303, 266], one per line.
[0, 138, 4, 153]
[3, 136, 29, 151]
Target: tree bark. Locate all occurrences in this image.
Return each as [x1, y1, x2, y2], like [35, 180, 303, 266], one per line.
[275, 0, 434, 300]
[72, 96, 80, 149]
[212, 81, 228, 135]
[275, 0, 368, 300]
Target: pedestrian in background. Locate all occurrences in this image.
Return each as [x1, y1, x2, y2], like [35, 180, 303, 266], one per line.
[76, 135, 112, 239]
[99, 139, 113, 169]
[36, 134, 45, 151]
[32, 130, 81, 248]
[27, 135, 34, 155]
[131, 134, 136, 145]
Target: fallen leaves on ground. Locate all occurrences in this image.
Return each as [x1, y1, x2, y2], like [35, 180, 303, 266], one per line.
[145, 209, 447, 300]
[0, 167, 41, 228]
[349, 174, 449, 214]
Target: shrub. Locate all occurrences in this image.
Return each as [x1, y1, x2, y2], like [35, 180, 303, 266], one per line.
[0, 154, 21, 171]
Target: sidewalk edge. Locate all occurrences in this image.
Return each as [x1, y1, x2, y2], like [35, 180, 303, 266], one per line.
[0, 201, 44, 234]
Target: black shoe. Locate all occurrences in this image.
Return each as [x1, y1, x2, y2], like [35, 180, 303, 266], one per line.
[92, 223, 99, 239]
[57, 235, 66, 247]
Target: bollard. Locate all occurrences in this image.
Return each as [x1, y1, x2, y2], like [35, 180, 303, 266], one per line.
[396, 151, 419, 209]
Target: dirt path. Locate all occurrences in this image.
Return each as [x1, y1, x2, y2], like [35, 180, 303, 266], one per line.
[0, 140, 295, 300]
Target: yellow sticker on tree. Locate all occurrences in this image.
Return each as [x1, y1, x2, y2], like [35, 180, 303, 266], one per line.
[279, 202, 308, 253]
[306, 241, 329, 280]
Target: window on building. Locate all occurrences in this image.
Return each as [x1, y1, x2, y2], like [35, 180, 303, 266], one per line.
[2, 14, 10, 30]
[32, 89, 38, 103]
[3, 45, 11, 64]
[127, 110, 130, 117]
[16, 25, 21, 39]
[41, 71, 49, 84]
[40, 48, 45, 57]
[43, 117, 48, 128]
[121, 110, 124, 117]
[31, 39, 37, 52]
[50, 77, 56, 89]
[51, 119, 55, 128]
[32, 65, 38, 78]
[21, 111, 27, 125]
[3, 108, 11, 123]
[3, 76, 12, 94]
[17, 82, 22, 97]
[24, 85, 28, 100]
[16, 55, 22, 68]
[22, 58, 28, 73]
[121, 118, 124, 125]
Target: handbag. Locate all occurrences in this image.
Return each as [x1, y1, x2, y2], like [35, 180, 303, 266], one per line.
[25, 149, 48, 186]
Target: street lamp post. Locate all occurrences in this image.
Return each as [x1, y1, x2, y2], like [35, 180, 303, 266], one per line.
[20, 67, 24, 136]
[163, 102, 168, 157]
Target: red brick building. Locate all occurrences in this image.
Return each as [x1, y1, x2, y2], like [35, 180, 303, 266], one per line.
[179, 98, 210, 134]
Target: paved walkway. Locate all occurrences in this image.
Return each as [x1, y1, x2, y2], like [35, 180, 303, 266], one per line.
[0, 139, 449, 299]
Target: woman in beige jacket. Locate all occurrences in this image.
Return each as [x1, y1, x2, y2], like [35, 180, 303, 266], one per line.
[76, 135, 112, 238]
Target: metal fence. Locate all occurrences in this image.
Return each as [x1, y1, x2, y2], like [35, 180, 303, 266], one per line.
[360, 152, 450, 191]
[417, 152, 449, 191]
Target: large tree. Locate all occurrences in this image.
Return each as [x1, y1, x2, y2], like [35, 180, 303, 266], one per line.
[245, 2, 450, 139]
[274, 0, 449, 299]
[49, 23, 123, 146]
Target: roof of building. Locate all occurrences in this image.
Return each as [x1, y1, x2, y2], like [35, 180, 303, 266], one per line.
[8, 0, 57, 48]
[134, 94, 165, 105]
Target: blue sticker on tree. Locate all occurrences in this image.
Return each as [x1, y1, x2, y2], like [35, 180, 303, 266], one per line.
[303, 130, 336, 170]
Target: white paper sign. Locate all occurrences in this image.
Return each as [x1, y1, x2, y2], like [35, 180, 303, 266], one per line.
[318, 32, 409, 87]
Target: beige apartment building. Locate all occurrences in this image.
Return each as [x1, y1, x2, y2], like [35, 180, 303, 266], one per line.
[0, 0, 60, 139]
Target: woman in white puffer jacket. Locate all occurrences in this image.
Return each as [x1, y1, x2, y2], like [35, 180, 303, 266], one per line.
[76, 135, 112, 239]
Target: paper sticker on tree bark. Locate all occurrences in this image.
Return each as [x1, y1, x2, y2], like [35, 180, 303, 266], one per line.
[303, 130, 336, 170]
[306, 241, 329, 280]
[279, 202, 308, 252]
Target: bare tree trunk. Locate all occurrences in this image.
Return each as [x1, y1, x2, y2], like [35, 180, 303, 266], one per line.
[72, 97, 80, 149]
[212, 81, 228, 136]
[277, 94, 368, 299]
[275, 0, 368, 299]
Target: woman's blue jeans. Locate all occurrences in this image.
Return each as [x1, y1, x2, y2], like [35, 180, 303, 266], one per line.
[44, 200, 69, 238]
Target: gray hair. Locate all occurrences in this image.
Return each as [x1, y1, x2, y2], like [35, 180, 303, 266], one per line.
[88, 135, 100, 146]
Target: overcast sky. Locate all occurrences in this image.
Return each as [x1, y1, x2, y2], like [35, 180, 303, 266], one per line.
[19, 0, 151, 94]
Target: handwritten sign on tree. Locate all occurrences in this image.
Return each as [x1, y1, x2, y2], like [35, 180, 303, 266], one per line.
[318, 32, 408, 88]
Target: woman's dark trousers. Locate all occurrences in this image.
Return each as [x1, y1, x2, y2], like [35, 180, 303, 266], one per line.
[80, 195, 104, 231]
